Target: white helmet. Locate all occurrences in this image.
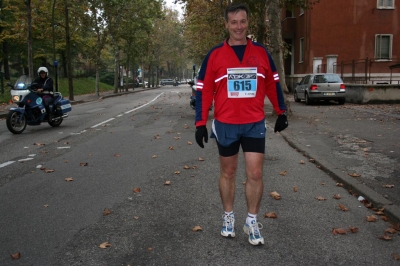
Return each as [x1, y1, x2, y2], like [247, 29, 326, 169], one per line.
[37, 67, 48, 76]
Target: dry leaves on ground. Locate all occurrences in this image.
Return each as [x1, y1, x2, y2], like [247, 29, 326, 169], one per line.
[192, 226, 203, 232]
[339, 203, 348, 211]
[366, 215, 378, 222]
[382, 184, 394, 188]
[332, 228, 347, 235]
[80, 162, 88, 166]
[270, 191, 281, 200]
[65, 177, 74, 182]
[103, 209, 111, 216]
[333, 194, 341, 199]
[10, 252, 21, 260]
[348, 173, 361, 177]
[164, 181, 171, 185]
[279, 170, 287, 176]
[133, 187, 141, 193]
[99, 242, 112, 249]
[315, 196, 327, 201]
[264, 212, 278, 218]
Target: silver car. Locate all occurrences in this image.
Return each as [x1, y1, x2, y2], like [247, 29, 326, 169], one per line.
[294, 73, 346, 105]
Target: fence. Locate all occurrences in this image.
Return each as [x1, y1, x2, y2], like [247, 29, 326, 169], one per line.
[317, 58, 400, 85]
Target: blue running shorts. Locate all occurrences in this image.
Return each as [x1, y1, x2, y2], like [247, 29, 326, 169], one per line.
[210, 119, 266, 157]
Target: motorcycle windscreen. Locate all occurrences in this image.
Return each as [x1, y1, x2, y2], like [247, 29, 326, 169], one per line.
[14, 75, 32, 90]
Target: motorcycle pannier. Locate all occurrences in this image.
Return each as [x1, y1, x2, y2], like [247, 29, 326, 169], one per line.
[58, 99, 72, 114]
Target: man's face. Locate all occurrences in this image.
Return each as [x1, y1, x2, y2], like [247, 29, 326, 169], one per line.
[40, 71, 46, 77]
[225, 10, 248, 44]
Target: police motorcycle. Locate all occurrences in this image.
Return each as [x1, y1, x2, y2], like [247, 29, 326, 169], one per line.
[6, 75, 72, 134]
[188, 80, 196, 109]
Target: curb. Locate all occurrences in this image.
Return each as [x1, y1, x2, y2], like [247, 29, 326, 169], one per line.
[280, 131, 400, 224]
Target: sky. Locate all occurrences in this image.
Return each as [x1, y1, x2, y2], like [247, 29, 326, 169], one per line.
[164, 0, 185, 19]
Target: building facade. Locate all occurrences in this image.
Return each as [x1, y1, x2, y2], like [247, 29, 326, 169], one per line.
[282, 0, 400, 88]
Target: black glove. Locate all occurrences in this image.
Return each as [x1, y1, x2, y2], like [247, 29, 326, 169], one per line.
[195, 126, 208, 148]
[274, 112, 288, 133]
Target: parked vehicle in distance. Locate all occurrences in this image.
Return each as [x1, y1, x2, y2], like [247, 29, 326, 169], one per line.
[294, 73, 346, 105]
[160, 79, 175, 86]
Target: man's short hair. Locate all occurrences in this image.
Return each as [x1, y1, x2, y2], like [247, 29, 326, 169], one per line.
[224, 3, 249, 22]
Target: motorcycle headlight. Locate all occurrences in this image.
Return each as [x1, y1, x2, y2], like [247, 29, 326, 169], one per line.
[12, 95, 21, 102]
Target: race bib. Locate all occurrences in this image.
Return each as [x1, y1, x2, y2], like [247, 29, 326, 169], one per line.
[227, 68, 257, 98]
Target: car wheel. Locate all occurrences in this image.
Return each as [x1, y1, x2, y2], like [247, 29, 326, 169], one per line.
[305, 93, 312, 105]
[294, 91, 301, 102]
[338, 99, 345, 105]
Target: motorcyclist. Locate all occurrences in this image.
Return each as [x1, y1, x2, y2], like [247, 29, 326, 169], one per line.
[31, 67, 54, 120]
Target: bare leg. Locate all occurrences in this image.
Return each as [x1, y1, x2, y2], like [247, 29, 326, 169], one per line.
[219, 154, 239, 212]
[244, 152, 264, 214]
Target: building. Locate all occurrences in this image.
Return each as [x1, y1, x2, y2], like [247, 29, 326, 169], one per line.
[282, 0, 400, 89]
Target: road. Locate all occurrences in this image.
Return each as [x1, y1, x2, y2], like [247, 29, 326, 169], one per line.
[0, 86, 399, 265]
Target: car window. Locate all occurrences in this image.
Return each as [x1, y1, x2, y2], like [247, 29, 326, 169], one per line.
[314, 74, 342, 83]
[303, 75, 311, 84]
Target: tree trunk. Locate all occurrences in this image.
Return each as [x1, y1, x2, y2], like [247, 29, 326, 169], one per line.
[64, 0, 74, 100]
[267, 0, 291, 114]
[26, 0, 34, 80]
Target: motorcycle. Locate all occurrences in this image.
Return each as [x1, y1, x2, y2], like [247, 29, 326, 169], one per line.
[188, 80, 196, 109]
[6, 75, 72, 134]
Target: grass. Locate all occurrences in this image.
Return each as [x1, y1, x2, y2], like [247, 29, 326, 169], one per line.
[0, 77, 114, 104]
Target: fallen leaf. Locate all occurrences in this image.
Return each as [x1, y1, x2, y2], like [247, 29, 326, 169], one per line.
[133, 216, 139, 220]
[183, 165, 191, 169]
[293, 187, 298, 192]
[264, 212, 278, 218]
[174, 171, 180, 175]
[378, 234, 393, 240]
[336, 183, 344, 187]
[309, 158, 315, 163]
[80, 162, 88, 166]
[44, 204, 49, 207]
[44, 169, 55, 173]
[114, 154, 121, 157]
[366, 215, 378, 222]
[99, 242, 112, 249]
[348, 173, 361, 177]
[154, 135, 161, 139]
[349, 227, 359, 233]
[34, 142, 46, 146]
[332, 228, 347, 235]
[192, 165, 198, 169]
[192, 225, 203, 232]
[164, 181, 171, 185]
[65, 177, 74, 182]
[64, 160, 68, 163]
[198, 157, 205, 161]
[270, 191, 281, 200]
[173, 137, 181, 140]
[279, 170, 287, 176]
[188, 141, 193, 145]
[390, 223, 400, 231]
[168, 146, 174, 150]
[103, 208, 111, 216]
[315, 196, 327, 201]
[299, 160, 306, 164]
[333, 194, 341, 199]
[321, 182, 325, 186]
[152, 155, 157, 158]
[385, 228, 397, 234]
[394, 253, 400, 261]
[339, 203, 348, 211]
[147, 247, 153, 251]
[381, 216, 389, 221]
[375, 211, 385, 215]
[133, 187, 141, 193]
[10, 252, 21, 260]
[382, 184, 394, 188]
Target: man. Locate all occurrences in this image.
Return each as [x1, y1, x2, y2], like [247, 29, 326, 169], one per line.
[194, 3, 288, 246]
[31, 67, 54, 120]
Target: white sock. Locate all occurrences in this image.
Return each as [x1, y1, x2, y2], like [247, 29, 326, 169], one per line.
[246, 213, 257, 225]
[224, 211, 234, 217]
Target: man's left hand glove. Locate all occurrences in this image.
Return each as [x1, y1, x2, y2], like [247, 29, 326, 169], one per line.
[274, 112, 288, 133]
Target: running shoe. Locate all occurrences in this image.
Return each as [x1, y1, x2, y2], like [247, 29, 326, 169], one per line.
[221, 213, 236, 237]
[243, 220, 264, 245]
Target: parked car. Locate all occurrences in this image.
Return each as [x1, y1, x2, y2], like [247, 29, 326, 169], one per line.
[160, 79, 175, 86]
[294, 73, 346, 105]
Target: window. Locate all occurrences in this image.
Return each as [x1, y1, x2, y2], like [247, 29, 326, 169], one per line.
[299, 38, 304, 63]
[375, 34, 393, 60]
[377, 0, 395, 9]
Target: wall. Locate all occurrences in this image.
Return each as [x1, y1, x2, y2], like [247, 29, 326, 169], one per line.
[345, 84, 400, 104]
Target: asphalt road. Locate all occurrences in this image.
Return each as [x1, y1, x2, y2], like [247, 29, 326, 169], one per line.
[0, 87, 399, 265]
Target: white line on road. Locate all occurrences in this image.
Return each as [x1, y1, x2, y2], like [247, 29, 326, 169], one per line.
[91, 118, 115, 128]
[124, 93, 164, 114]
[0, 161, 15, 168]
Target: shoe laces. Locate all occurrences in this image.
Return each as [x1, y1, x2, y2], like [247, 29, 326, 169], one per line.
[222, 214, 235, 230]
[250, 221, 263, 236]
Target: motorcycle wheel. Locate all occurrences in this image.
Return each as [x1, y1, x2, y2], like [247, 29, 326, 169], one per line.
[48, 117, 63, 127]
[6, 111, 27, 134]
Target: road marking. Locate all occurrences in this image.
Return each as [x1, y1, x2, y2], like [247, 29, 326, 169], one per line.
[0, 161, 15, 168]
[91, 118, 115, 128]
[125, 93, 164, 114]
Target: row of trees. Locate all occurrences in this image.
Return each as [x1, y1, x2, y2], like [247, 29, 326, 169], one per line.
[0, 0, 188, 99]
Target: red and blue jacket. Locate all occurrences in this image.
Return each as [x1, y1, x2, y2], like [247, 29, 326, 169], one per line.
[195, 38, 287, 127]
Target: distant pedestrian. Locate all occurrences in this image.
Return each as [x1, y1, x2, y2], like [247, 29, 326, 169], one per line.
[194, 2, 288, 246]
